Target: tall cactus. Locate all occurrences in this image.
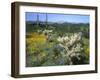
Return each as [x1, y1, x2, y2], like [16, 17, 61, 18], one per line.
[46, 13, 48, 29]
[37, 13, 39, 27]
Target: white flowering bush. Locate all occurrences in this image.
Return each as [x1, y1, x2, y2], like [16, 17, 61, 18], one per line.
[56, 32, 86, 65]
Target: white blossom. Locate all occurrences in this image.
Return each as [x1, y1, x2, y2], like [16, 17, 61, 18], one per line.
[43, 29, 53, 34]
[57, 32, 83, 65]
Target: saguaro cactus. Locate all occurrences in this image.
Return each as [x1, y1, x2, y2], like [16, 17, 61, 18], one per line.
[37, 14, 39, 27]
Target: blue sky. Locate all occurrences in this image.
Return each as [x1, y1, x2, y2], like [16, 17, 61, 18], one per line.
[26, 12, 89, 23]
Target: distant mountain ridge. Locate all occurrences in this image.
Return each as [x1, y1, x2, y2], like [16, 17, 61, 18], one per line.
[26, 21, 89, 25]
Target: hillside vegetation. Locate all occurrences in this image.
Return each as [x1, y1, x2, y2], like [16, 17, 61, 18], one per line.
[26, 22, 89, 67]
